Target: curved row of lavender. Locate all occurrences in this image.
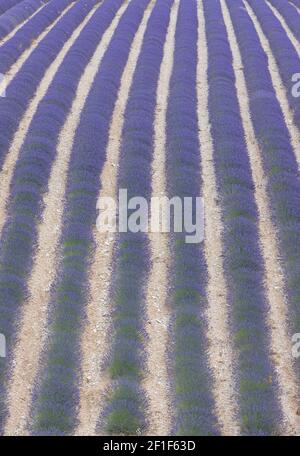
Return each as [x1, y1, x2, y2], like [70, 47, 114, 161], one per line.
[28, 0, 153, 436]
[0, 0, 25, 16]
[101, 0, 174, 435]
[242, 0, 300, 368]
[0, 0, 48, 40]
[254, 0, 300, 132]
[0, 0, 73, 75]
[290, 0, 300, 9]
[227, 0, 300, 415]
[204, 0, 279, 436]
[268, 0, 300, 43]
[0, 0, 94, 169]
[165, 0, 218, 436]
[0, 0, 105, 432]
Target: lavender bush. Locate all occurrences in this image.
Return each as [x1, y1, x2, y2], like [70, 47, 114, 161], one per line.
[0, 0, 121, 433]
[268, 0, 300, 43]
[0, 0, 73, 71]
[166, 0, 218, 436]
[0, 0, 26, 16]
[248, 0, 300, 131]
[101, 0, 174, 436]
[28, 0, 152, 436]
[227, 0, 300, 424]
[0, 0, 49, 40]
[0, 0, 98, 169]
[203, 0, 280, 436]
[289, 0, 300, 9]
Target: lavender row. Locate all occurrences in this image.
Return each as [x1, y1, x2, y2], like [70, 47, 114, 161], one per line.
[0, 0, 24, 16]
[268, 0, 300, 43]
[203, 0, 279, 435]
[239, 0, 300, 363]
[165, 0, 218, 436]
[0, 0, 48, 40]
[290, 0, 300, 9]
[0, 0, 118, 432]
[101, 0, 174, 435]
[250, 0, 300, 129]
[27, 0, 153, 436]
[0, 0, 96, 170]
[0, 0, 73, 74]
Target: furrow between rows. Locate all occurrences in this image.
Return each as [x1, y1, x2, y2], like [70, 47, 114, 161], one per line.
[75, 0, 155, 437]
[164, 0, 219, 436]
[0, 0, 74, 99]
[197, 0, 238, 437]
[226, 0, 300, 433]
[290, 1, 300, 13]
[100, 0, 173, 435]
[0, 0, 111, 433]
[4, 0, 127, 437]
[0, 0, 25, 16]
[27, 0, 153, 436]
[244, 1, 300, 169]
[203, 0, 280, 435]
[142, 0, 179, 437]
[0, 1, 85, 238]
[267, 0, 300, 45]
[0, 0, 47, 44]
[223, 0, 299, 436]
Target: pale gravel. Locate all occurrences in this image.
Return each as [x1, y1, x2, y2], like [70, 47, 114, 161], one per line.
[197, 0, 239, 436]
[222, 0, 300, 435]
[75, 0, 156, 436]
[0, 1, 75, 235]
[0, 2, 74, 99]
[3, 0, 117, 436]
[143, 0, 180, 437]
[289, 2, 300, 14]
[3, 0, 299, 438]
[266, 1, 300, 62]
[244, 0, 300, 168]
[0, 1, 48, 46]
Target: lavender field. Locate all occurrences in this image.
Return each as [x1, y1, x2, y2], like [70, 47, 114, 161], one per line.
[0, 0, 300, 436]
